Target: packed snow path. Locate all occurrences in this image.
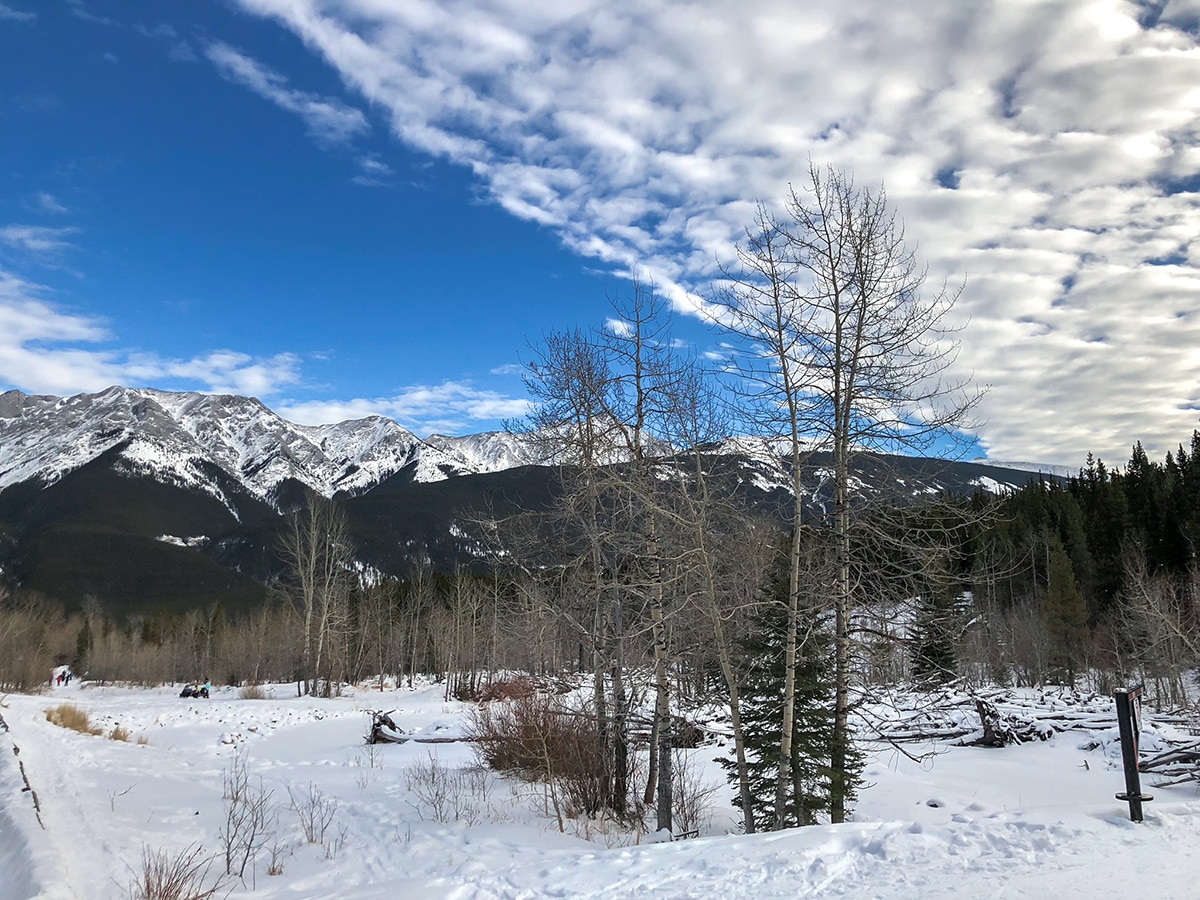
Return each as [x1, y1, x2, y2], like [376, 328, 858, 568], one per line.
[2, 681, 1199, 899]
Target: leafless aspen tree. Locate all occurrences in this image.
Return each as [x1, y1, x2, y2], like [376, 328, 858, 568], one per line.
[517, 281, 691, 830]
[713, 163, 982, 824]
[279, 492, 354, 696]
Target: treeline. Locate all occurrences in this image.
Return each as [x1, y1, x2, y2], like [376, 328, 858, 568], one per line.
[0, 571, 602, 696]
[950, 435, 1200, 704]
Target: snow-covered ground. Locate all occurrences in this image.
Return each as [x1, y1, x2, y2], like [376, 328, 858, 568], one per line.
[2, 679, 1198, 899]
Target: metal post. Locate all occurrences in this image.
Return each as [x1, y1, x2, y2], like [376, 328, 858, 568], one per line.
[1114, 686, 1152, 822]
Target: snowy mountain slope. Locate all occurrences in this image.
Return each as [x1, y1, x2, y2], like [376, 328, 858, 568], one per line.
[424, 430, 541, 473]
[970, 458, 1078, 478]
[0, 387, 240, 507]
[0, 386, 443, 507]
[0, 387, 1058, 513]
[0, 387, 1064, 612]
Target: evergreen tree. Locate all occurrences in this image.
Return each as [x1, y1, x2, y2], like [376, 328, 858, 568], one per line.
[719, 545, 861, 830]
[911, 566, 961, 684]
[1042, 537, 1089, 684]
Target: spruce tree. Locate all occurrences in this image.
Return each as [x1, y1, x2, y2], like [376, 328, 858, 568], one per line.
[911, 571, 960, 684]
[719, 545, 861, 830]
[1042, 537, 1089, 685]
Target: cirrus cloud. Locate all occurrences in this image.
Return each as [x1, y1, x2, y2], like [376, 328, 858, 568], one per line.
[205, 40, 369, 146]
[0, 224, 78, 255]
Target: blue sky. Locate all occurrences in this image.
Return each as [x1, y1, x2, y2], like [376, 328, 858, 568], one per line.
[3, 0, 1200, 466]
[0, 0, 622, 435]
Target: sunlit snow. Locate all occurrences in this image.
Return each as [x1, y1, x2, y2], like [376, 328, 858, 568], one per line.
[2, 680, 1197, 899]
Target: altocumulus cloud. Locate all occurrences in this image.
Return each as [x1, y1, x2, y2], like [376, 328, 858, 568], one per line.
[232, 0, 1200, 466]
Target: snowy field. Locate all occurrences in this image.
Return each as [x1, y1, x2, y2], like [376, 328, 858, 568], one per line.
[2, 679, 1199, 899]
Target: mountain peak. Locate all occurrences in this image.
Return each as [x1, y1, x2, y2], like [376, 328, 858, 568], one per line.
[0, 386, 437, 505]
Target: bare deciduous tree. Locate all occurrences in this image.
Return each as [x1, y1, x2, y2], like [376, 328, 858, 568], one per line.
[279, 492, 354, 696]
[714, 163, 982, 824]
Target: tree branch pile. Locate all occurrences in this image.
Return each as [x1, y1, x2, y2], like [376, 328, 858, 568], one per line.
[864, 687, 1147, 748]
[1140, 739, 1200, 787]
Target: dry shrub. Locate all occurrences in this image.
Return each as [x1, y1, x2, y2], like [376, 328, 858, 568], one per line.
[126, 844, 227, 900]
[46, 703, 101, 736]
[671, 749, 719, 836]
[238, 683, 266, 700]
[219, 749, 277, 882]
[137, 734, 151, 746]
[466, 694, 611, 817]
[403, 755, 495, 825]
[477, 677, 536, 702]
[110, 725, 132, 742]
[287, 782, 338, 845]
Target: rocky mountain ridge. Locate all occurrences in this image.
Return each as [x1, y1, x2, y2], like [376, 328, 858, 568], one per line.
[0, 386, 1063, 614]
[0, 386, 539, 511]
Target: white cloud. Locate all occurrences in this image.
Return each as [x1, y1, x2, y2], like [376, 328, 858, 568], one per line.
[228, 0, 1200, 466]
[168, 41, 198, 63]
[278, 381, 531, 433]
[30, 193, 69, 215]
[0, 225, 78, 254]
[489, 363, 524, 376]
[0, 268, 302, 398]
[0, 3, 35, 23]
[603, 317, 632, 337]
[352, 155, 393, 186]
[205, 41, 369, 146]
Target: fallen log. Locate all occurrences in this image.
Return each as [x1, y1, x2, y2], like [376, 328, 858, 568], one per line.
[365, 709, 471, 745]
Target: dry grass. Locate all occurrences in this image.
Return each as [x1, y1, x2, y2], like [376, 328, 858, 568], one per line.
[110, 725, 132, 742]
[239, 683, 266, 700]
[126, 844, 227, 900]
[137, 734, 151, 746]
[45, 703, 101, 736]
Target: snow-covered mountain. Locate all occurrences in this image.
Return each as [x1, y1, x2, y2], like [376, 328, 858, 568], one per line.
[0, 386, 1065, 613]
[423, 430, 541, 474]
[970, 458, 1078, 479]
[0, 386, 481, 509]
[0, 387, 1059, 515]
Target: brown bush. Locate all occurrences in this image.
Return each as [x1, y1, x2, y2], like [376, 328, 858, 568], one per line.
[110, 725, 132, 742]
[127, 844, 226, 900]
[477, 677, 536, 702]
[466, 694, 613, 817]
[238, 683, 266, 700]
